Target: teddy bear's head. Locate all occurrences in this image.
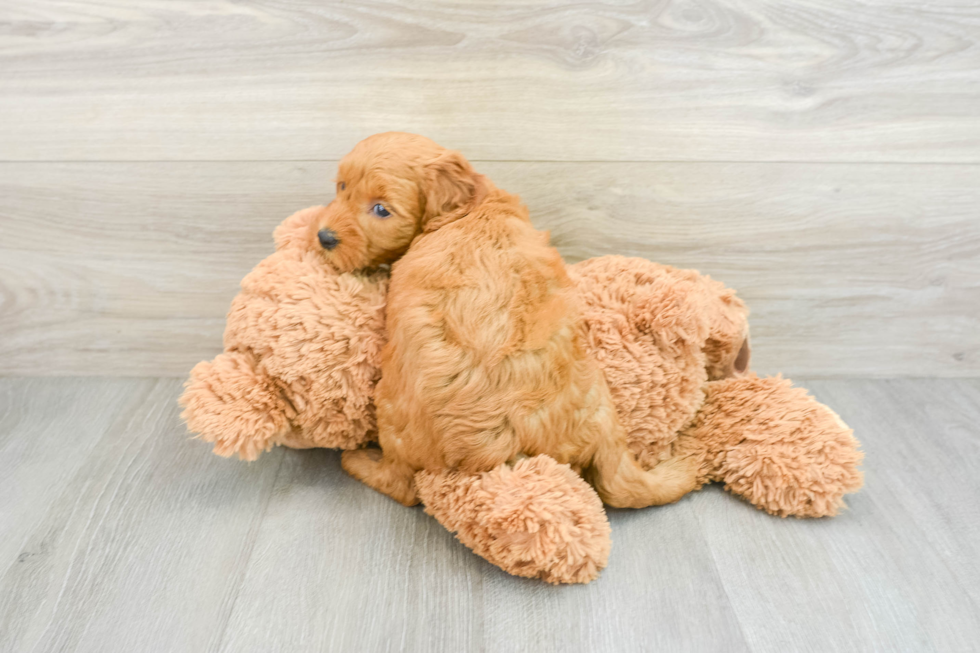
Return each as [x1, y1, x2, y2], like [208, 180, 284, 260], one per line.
[181, 206, 389, 459]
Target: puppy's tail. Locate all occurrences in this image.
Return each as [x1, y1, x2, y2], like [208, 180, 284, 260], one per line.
[586, 437, 698, 509]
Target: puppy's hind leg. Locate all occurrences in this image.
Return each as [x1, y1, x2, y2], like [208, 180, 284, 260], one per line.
[341, 447, 420, 506]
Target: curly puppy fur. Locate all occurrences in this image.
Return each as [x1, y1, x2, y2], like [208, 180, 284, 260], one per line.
[319, 133, 699, 509]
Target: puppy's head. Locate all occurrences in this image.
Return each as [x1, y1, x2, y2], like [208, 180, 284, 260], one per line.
[315, 132, 479, 272]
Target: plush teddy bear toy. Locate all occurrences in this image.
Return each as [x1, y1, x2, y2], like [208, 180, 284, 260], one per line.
[181, 206, 863, 584]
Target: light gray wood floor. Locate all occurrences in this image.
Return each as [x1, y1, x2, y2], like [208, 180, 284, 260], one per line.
[1, 377, 977, 652]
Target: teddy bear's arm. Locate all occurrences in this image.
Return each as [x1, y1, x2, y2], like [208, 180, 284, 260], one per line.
[179, 350, 292, 461]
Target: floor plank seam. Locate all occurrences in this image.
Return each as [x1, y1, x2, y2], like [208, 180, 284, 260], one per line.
[690, 500, 755, 653]
[208, 449, 287, 653]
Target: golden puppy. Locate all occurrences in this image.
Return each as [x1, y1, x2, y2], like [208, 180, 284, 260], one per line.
[318, 133, 696, 508]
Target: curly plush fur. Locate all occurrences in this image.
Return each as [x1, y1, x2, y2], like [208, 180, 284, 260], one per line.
[570, 257, 751, 471]
[674, 375, 864, 518]
[181, 207, 388, 459]
[415, 455, 611, 584]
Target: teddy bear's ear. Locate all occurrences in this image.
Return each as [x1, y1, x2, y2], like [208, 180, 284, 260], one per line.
[273, 206, 322, 251]
[421, 149, 479, 232]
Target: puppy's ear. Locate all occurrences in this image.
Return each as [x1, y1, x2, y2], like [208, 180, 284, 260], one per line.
[421, 149, 477, 232]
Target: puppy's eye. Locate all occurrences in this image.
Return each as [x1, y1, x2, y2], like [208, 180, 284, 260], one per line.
[338, 182, 346, 191]
[372, 203, 391, 218]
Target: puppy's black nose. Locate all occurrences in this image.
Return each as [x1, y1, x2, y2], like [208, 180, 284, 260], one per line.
[318, 228, 339, 250]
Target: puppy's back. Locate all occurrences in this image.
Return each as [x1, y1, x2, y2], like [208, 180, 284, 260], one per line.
[380, 189, 587, 471]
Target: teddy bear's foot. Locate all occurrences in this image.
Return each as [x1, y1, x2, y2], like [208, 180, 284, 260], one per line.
[676, 375, 863, 518]
[179, 351, 290, 461]
[415, 455, 611, 584]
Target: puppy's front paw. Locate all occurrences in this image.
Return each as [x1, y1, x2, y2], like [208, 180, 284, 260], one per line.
[340, 447, 381, 481]
[341, 448, 419, 506]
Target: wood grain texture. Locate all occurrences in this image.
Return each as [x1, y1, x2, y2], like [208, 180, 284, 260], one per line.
[1, 161, 977, 377]
[693, 377, 980, 652]
[0, 377, 151, 570]
[216, 448, 487, 653]
[219, 449, 751, 653]
[479, 503, 750, 653]
[1, 378, 979, 652]
[0, 378, 285, 653]
[0, 0, 979, 162]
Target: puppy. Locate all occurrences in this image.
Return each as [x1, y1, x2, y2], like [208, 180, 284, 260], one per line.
[318, 133, 696, 508]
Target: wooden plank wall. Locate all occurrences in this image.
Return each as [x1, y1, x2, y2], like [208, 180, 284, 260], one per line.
[1, 0, 978, 377]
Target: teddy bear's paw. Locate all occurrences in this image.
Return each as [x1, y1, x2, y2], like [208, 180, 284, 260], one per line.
[179, 352, 290, 461]
[703, 375, 864, 518]
[415, 455, 611, 584]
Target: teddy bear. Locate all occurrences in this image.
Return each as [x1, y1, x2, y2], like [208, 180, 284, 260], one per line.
[180, 206, 863, 584]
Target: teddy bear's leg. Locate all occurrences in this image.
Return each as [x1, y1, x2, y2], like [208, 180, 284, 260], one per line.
[673, 374, 863, 517]
[179, 351, 291, 461]
[414, 455, 611, 584]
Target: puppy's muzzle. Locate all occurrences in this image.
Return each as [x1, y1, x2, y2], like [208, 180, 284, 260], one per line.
[318, 228, 340, 250]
